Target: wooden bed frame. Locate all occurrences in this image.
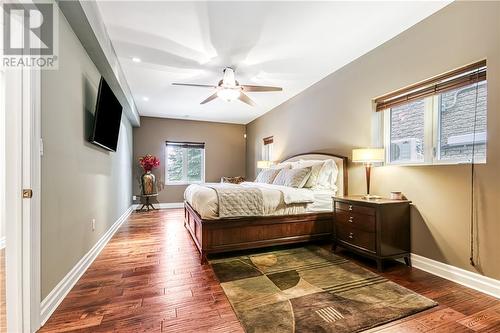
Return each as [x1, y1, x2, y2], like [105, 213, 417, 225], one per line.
[184, 153, 348, 263]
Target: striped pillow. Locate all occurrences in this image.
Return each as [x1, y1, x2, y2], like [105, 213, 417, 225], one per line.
[273, 167, 312, 188]
[295, 160, 325, 188]
[255, 169, 281, 184]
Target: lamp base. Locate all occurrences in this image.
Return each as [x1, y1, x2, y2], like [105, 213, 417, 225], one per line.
[362, 194, 382, 200]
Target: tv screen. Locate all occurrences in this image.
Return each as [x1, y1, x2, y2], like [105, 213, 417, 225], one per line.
[90, 77, 123, 152]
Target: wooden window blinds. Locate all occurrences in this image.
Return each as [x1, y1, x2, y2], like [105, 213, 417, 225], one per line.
[374, 60, 486, 112]
[263, 136, 274, 145]
[165, 141, 205, 149]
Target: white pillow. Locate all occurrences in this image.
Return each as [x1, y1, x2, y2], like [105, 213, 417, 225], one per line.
[272, 167, 312, 188]
[295, 160, 325, 188]
[290, 159, 339, 189]
[255, 169, 280, 184]
[317, 159, 339, 189]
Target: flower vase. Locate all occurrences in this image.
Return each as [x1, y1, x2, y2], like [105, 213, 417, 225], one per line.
[141, 171, 157, 195]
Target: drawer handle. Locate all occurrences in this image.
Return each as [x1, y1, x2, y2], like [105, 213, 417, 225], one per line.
[348, 232, 354, 239]
[348, 216, 354, 223]
[348, 205, 353, 211]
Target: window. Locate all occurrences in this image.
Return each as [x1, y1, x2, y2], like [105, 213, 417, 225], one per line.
[262, 136, 274, 161]
[438, 83, 487, 162]
[389, 99, 426, 164]
[377, 61, 487, 165]
[165, 141, 205, 184]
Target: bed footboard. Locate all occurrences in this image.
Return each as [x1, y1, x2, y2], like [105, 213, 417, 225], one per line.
[184, 202, 333, 264]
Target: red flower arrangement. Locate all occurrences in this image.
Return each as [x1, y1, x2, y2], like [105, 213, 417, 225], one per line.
[139, 154, 160, 172]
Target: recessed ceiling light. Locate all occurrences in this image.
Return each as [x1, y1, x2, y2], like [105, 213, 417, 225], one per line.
[132, 57, 141, 63]
[142, 97, 149, 101]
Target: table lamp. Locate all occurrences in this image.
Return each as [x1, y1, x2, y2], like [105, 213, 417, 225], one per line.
[352, 148, 385, 199]
[257, 160, 272, 169]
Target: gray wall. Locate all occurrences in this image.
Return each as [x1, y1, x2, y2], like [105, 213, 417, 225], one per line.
[133, 117, 246, 203]
[41, 9, 133, 299]
[246, 2, 500, 279]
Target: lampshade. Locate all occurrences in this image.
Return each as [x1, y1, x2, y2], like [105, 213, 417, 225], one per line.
[257, 160, 272, 169]
[352, 148, 385, 163]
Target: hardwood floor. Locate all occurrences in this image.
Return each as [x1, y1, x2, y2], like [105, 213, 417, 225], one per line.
[39, 209, 499, 332]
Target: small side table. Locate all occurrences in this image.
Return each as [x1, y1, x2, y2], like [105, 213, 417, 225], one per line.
[136, 194, 159, 212]
[333, 195, 412, 271]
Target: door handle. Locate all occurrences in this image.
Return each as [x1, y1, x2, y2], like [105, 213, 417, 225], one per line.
[22, 189, 33, 199]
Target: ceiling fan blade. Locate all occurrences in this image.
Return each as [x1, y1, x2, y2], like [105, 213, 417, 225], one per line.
[172, 83, 217, 88]
[238, 92, 256, 107]
[200, 92, 218, 104]
[241, 85, 282, 92]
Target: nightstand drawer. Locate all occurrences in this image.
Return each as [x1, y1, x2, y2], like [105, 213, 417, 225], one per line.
[335, 202, 376, 216]
[336, 224, 376, 253]
[335, 210, 375, 232]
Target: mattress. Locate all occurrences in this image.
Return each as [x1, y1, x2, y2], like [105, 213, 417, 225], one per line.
[184, 182, 335, 219]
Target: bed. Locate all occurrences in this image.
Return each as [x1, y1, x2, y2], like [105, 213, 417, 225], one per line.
[184, 153, 348, 263]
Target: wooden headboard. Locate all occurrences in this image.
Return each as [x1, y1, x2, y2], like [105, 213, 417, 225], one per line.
[281, 152, 348, 196]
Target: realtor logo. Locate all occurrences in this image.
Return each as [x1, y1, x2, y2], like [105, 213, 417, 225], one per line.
[2, 1, 58, 69]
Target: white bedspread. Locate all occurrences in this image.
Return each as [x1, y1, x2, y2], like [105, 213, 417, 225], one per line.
[204, 183, 264, 218]
[239, 182, 315, 204]
[184, 182, 329, 219]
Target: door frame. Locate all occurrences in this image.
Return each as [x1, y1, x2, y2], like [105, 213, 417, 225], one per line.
[4, 5, 42, 332]
[23, 57, 42, 333]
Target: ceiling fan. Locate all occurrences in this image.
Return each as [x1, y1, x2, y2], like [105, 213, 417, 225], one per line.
[172, 67, 282, 106]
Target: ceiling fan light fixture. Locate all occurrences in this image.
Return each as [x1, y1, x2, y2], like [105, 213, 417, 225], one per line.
[172, 67, 282, 106]
[217, 88, 240, 102]
[222, 67, 236, 87]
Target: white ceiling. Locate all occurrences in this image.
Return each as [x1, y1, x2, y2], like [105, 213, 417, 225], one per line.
[96, 1, 450, 124]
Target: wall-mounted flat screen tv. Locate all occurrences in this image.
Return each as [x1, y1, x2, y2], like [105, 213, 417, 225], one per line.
[89, 77, 123, 152]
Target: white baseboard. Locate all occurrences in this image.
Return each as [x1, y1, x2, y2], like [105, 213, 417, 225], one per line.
[133, 202, 184, 209]
[409, 253, 500, 299]
[158, 202, 184, 209]
[0, 236, 5, 249]
[40, 205, 134, 325]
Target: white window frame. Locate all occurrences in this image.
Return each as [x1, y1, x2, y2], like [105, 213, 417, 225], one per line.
[165, 146, 205, 185]
[382, 83, 487, 166]
[433, 81, 487, 165]
[382, 99, 432, 166]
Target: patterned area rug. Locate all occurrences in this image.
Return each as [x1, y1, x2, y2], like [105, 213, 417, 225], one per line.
[210, 246, 437, 333]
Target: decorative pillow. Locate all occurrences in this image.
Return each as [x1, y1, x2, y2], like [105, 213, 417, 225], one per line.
[273, 167, 312, 188]
[221, 176, 245, 184]
[295, 160, 326, 188]
[255, 169, 281, 184]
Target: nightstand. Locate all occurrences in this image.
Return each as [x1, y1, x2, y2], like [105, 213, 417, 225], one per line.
[333, 196, 411, 271]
